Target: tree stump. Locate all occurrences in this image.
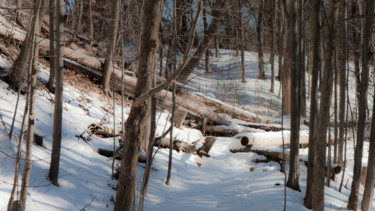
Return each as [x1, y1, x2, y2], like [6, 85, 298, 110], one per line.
[198, 136, 217, 157]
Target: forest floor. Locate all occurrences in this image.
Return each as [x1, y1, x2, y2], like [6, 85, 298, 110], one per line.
[0, 33, 374, 210]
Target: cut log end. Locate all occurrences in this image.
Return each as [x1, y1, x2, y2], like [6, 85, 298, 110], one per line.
[240, 136, 250, 146]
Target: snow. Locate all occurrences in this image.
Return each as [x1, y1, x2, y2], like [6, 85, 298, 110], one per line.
[0, 45, 374, 211]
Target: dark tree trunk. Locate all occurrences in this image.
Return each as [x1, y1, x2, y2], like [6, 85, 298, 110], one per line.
[256, 1, 265, 80]
[348, 0, 374, 209]
[337, 0, 347, 166]
[203, 2, 210, 73]
[238, 0, 246, 83]
[48, 0, 65, 186]
[46, 0, 56, 91]
[312, 1, 335, 209]
[286, 0, 301, 192]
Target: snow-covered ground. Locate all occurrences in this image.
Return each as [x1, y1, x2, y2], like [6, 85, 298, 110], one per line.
[0, 47, 374, 210]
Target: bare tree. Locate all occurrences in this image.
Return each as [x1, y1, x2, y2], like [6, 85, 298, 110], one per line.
[362, 66, 375, 211]
[286, 0, 301, 192]
[48, 0, 65, 186]
[101, 0, 121, 96]
[348, 0, 374, 209]
[19, 0, 42, 209]
[303, 0, 321, 208]
[256, 1, 265, 80]
[46, 0, 56, 91]
[114, 0, 165, 210]
[238, 0, 246, 83]
[337, 0, 347, 166]
[312, 1, 336, 209]
[267, 0, 276, 93]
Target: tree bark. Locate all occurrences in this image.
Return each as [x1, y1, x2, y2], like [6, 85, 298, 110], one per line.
[203, 2, 210, 73]
[361, 97, 375, 210]
[101, 0, 121, 95]
[280, 0, 290, 115]
[286, 0, 301, 192]
[268, 0, 275, 93]
[46, 0, 56, 91]
[256, 1, 265, 80]
[312, 1, 335, 209]
[348, 0, 374, 209]
[361, 71, 375, 211]
[19, 1, 41, 209]
[337, 0, 347, 166]
[114, 0, 164, 210]
[238, 0, 246, 83]
[48, 0, 65, 186]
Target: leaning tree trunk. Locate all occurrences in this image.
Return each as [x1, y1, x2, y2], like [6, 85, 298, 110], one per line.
[286, 0, 300, 192]
[304, 0, 321, 208]
[312, 1, 335, 209]
[176, 0, 224, 84]
[114, 0, 164, 210]
[48, 0, 65, 186]
[101, 0, 121, 95]
[348, 0, 374, 209]
[5, 0, 43, 91]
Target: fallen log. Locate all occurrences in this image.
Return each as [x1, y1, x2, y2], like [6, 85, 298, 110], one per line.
[238, 132, 310, 146]
[177, 88, 259, 123]
[97, 148, 146, 163]
[231, 146, 341, 179]
[205, 125, 253, 135]
[153, 137, 197, 154]
[88, 124, 121, 137]
[0, 20, 249, 126]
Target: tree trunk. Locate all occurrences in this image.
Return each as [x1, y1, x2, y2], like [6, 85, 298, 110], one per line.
[114, 0, 164, 210]
[203, 2, 210, 73]
[337, 0, 347, 166]
[304, 0, 321, 202]
[88, 0, 94, 52]
[361, 64, 375, 211]
[19, 1, 41, 209]
[286, 0, 301, 192]
[5, 2, 41, 91]
[256, 1, 265, 80]
[48, 0, 65, 186]
[268, 0, 275, 93]
[237, 0, 246, 83]
[46, 0, 56, 91]
[348, 0, 374, 209]
[312, 1, 335, 209]
[101, 0, 121, 95]
[281, 0, 290, 115]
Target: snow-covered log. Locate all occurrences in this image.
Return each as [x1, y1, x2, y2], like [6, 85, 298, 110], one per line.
[238, 133, 310, 146]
